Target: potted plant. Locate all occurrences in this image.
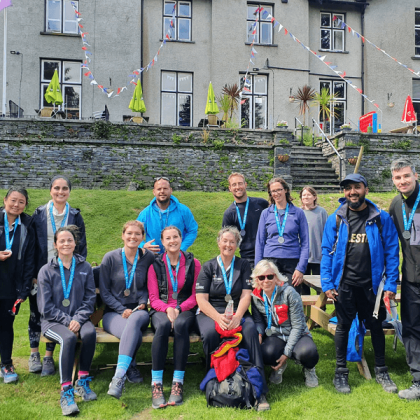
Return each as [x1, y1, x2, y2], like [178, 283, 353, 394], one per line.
[217, 94, 231, 125]
[222, 83, 241, 120]
[277, 154, 290, 163]
[348, 156, 358, 165]
[311, 87, 339, 133]
[276, 120, 288, 129]
[341, 123, 352, 132]
[295, 85, 316, 127]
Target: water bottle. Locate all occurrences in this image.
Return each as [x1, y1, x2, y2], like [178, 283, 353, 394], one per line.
[225, 300, 234, 321]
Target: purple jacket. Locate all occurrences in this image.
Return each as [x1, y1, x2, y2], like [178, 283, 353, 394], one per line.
[255, 203, 309, 273]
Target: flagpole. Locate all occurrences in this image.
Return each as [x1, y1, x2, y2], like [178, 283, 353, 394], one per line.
[2, 7, 7, 116]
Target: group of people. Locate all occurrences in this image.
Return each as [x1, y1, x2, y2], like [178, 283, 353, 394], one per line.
[1, 158, 420, 416]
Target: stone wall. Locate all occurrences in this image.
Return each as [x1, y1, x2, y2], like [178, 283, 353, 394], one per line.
[0, 119, 294, 191]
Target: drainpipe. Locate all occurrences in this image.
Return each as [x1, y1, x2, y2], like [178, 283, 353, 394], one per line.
[361, 4, 366, 116]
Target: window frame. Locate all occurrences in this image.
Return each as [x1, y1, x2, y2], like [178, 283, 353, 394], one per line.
[416, 9, 420, 56]
[412, 79, 420, 124]
[320, 12, 345, 52]
[240, 73, 268, 129]
[318, 79, 347, 135]
[45, 0, 79, 34]
[163, 0, 192, 42]
[247, 3, 274, 45]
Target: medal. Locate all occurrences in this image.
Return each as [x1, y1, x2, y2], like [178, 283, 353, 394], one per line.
[235, 198, 249, 238]
[274, 204, 289, 246]
[62, 299, 70, 307]
[278, 237, 285, 244]
[403, 230, 411, 240]
[166, 252, 182, 300]
[3, 212, 19, 252]
[58, 256, 76, 309]
[218, 255, 235, 305]
[225, 294, 232, 302]
[265, 328, 273, 336]
[402, 190, 420, 241]
[124, 289, 131, 297]
[240, 229, 246, 237]
[122, 247, 140, 298]
[172, 292, 178, 299]
[49, 202, 69, 234]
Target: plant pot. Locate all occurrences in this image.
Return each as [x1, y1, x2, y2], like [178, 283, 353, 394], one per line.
[207, 114, 218, 125]
[277, 155, 290, 163]
[289, 96, 295, 103]
[348, 158, 357, 165]
[277, 125, 288, 129]
[341, 127, 351, 132]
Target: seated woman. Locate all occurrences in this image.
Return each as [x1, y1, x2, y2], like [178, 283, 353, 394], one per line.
[37, 226, 96, 416]
[99, 220, 154, 399]
[147, 226, 201, 409]
[251, 259, 319, 388]
[196, 226, 269, 412]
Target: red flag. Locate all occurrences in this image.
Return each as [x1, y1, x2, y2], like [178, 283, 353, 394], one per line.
[79, 24, 83, 28]
[82, 46, 87, 50]
[98, 85, 103, 89]
[361, 36, 365, 43]
[401, 95, 417, 123]
[166, 34, 170, 40]
[356, 88, 363, 93]
[284, 29, 288, 35]
[84, 71, 91, 76]
[348, 26, 351, 33]
[133, 71, 139, 75]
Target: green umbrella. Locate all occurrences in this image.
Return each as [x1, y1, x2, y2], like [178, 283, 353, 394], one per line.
[129, 79, 146, 113]
[44, 69, 63, 105]
[205, 81, 219, 115]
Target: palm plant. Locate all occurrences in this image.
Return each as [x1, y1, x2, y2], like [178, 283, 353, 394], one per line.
[311, 87, 339, 130]
[222, 84, 241, 120]
[294, 85, 316, 126]
[217, 94, 231, 122]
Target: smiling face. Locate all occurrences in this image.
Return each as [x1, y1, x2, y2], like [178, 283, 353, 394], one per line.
[228, 175, 247, 201]
[257, 270, 278, 295]
[54, 230, 76, 258]
[3, 191, 27, 217]
[153, 179, 172, 207]
[217, 232, 237, 259]
[301, 189, 316, 208]
[122, 224, 144, 250]
[343, 182, 368, 209]
[50, 178, 70, 206]
[392, 166, 418, 197]
[161, 228, 182, 254]
[269, 182, 286, 205]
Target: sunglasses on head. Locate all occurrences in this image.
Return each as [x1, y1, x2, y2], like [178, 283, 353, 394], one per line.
[257, 274, 275, 281]
[154, 176, 170, 182]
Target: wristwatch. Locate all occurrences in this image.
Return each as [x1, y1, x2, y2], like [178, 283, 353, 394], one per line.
[176, 305, 182, 313]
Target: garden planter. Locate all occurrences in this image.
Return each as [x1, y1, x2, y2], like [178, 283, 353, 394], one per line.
[348, 158, 357, 165]
[277, 155, 290, 163]
[208, 114, 218, 125]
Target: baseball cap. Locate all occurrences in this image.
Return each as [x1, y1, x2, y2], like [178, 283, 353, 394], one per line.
[339, 174, 368, 187]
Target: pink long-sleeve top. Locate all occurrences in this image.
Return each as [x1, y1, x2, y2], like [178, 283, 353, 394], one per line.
[147, 252, 201, 312]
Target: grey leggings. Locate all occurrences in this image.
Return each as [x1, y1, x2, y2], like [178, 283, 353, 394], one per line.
[102, 309, 149, 360]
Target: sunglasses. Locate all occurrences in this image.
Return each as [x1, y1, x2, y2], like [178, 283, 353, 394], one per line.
[154, 176, 170, 182]
[257, 274, 275, 281]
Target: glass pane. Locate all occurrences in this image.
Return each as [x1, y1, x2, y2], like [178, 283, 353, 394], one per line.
[161, 93, 176, 125]
[416, 29, 420, 47]
[179, 2, 191, 17]
[241, 97, 251, 129]
[247, 5, 257, 20]
[254, 76, 267, 94]
[47, 20, 60, 32]
[47, 0, 61, 19]
[413, 80, 420, 99]
[254, 97, 267, 129]
[413, 102, 420, 124]
[416, 46, 420, 56]
[261, 6, 272, 21]
[164, 17, 176, 39]
[321, 29, 330, 49]
[41, 84, 49, 108]
[64, 85, 80, 111]
[162, 72, 176, 91]
[333, 102, 345, 131]
[64, 1, 77, 20]
[178, 94, 191, 126]
[416, 11, 420, 26]
[42, 61, 60, 81]
[178, 73, 192, 92]
[333, 30, 343, 51]
[240, 75, 252, 94]
[321, 13, 330, 28]
[247, 21, 257, 43]
[63, 62, 81, 83]
[333, 14, 344, 28]
[64, 22, 78, 33]
[164, 1, 176, 15]
[178, 18, 190, 41]
[320, 81, 331, 94]
[260, 23, 272, 44]
[334, 81, 345, 99]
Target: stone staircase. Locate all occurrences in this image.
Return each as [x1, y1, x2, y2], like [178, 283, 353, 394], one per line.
[290, 145, 341, 192]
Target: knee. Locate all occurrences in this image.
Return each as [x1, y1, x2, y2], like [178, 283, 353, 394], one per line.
[154, 318, 172, 336]
[173, 316, 190, 335]
[63, 333, 77, 348]
[82, 324, 97, 343]
[299, 344, 319, 368]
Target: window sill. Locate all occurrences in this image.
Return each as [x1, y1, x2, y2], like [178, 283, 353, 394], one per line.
[159, 39, 195, 44]
[245, 42, 278, 47]
[40, 31, 80, 37]
[411, 56, 420, 60]
[318, 49, 349, 54]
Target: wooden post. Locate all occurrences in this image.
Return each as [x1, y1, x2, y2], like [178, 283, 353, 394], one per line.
[353, 146, 364, 174]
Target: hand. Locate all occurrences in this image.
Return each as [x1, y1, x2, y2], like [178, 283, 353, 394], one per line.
[143, 239, 160, 254]
[325, 289, 338, 301]
[68, 320, 80, 333]
[216, 313, 230, 331]
[272, 354, 288, 371]
[32, 278, 37, 285]
[0, 250, 12, 261]
[259, 334, 262, 344]
[166, 307, 179, 324]
[122, 309, 133, 319]
[291, 270, 304, 287]
[227, 314, 241, 330]
[384, 291, 396, 300]
[138, 303, 146, 310]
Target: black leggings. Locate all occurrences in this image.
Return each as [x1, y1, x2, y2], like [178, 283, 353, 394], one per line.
[0, 299, 19, 366]
[261, 335, 319, 369]
[150, 310, 196, 371]
[28, 292, 55, 351]
[44, 321, 96, 384]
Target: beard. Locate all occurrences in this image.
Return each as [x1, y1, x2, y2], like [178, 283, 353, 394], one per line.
[346, 195, 365, 209]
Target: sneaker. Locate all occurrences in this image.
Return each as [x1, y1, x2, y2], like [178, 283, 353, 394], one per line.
[0, 365, 18, 384]
[60, 385, 80, 416]
[333, 367, 351, 394]
[41, 356, 55, 377]
[152, 382, 167, 409]
[256, 394, 270, 412]
[374, 366, 398, 394]
[108, 375, 126, 399]
[303, 367, 319, 388]
[167, 381, 183, 406]
[399, 381, 420, 400]
[75, 375, 97, 401]
[269, 362, 287, 384]
[28, 352, 42, 373]
[126, 365, 143, 384]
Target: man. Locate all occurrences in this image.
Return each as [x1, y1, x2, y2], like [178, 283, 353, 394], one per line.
[389, 158, 420, 400]
[321, 174, 399, 394]
[137, 177, 198, 254]
[222, 173, 268, 267]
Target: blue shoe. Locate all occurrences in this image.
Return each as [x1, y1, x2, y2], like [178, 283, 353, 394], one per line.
[60, 385, 79, 416]
[75, 375, 97, 401]
[0, 365, 18, 384]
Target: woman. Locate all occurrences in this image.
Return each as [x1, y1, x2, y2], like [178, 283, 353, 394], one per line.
[0, 187, 35, 384]
[30, 175, 87, 376]
[255, 177, 309, 294]
[147, 226, 201, 409]
[37, 226, 96, 416]
[300, 186, 328, 296]
[251, 259, 319, 387]
[99, 220, 154, 399]
[196, 226, 269, 412]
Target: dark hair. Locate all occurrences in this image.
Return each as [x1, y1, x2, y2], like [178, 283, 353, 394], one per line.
[4, 186, 29, 208]
[300, 186, 318, 206]
[267, 177, 293, 205]
[50, 175, 72, 191]
[54, 225, 79, 247]
[161, 225, 182, 240]
[122, 220, 145, 235]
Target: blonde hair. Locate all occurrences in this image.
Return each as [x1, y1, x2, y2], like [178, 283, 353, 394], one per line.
[251, 259, 288, 289]
[217, 226, 242, 247]
[122, 220, 145, 235]
[228, 172, 246, 185]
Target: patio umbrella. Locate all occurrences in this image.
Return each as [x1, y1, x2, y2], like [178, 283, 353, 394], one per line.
[205, 81, 219, 115]
[401, 95, 416, 124]
[44, 69, 63, 106]
[129, 79, 146, 113]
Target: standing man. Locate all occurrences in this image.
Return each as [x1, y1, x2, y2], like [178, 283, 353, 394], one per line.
[222, 173, 268, 268]
[321, 174, 399, 394]
[137, 177, 198, 254]
[389, 158, 420, 400]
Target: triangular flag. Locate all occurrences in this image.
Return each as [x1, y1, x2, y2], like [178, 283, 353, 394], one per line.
[278, 24, 283, 32]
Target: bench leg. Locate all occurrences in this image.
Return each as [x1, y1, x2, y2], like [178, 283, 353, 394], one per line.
[72, 343, 81, 385]
[357, 355, 372, 380]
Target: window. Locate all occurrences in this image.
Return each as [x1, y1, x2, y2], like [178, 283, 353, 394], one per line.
[41, 59, 82, 117]
[247, 4, 273, 45]
[318, 80, 346, 135]
[161, 71, 193, 126]
[416, 9, 420, 56]
[240, 74, 268, 129]
[163, 1, 191, 41]
[320, 12, 344, 51]
[45, 0, 79, 34]
[412, 79, 420, 124]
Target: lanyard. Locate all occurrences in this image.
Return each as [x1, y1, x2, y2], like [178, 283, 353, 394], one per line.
[274, 203, 289, 239]
[158, 208, 170, 231]
[166, 252, 181, 293]
[58, 256, 76, 300]
[49, 202, 69, 234]
[3, 213, 19, 250]
[402, 190, 420, 232]
[122, 247, 140, 291]
[263, 287, 277, 330]
[235, 198, 249, 231]
[218, 255, 235, 296]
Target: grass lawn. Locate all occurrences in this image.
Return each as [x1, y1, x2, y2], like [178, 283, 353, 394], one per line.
[2, 188, 419, 420]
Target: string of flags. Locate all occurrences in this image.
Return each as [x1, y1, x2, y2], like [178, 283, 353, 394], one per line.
[70, 2, 176, 98]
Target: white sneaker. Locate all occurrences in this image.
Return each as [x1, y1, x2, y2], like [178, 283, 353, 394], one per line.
[269, 362, 287, 384]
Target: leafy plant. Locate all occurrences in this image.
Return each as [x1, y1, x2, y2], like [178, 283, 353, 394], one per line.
[294, 85, 316, 126]
[172, 133, 182, 144]
[311, 87, 339, 129]
[200, 129, 210, 143]
[217, 94, 231, 121]
[222, 84, 241, 119]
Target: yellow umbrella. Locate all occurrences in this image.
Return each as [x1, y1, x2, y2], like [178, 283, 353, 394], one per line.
[205, 81, 219, 115]
[44, 69, 63, 105]
[129, 80, 146, 113]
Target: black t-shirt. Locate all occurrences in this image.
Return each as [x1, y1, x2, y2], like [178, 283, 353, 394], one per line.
[196, 257, 252, 313]
[342, 206, 372, 288]
[0, 223, 21, 299]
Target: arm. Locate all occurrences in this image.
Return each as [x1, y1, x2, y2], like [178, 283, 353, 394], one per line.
[222, 207, 235, 228]
[180, 207, 198, 252]
[19, 224, 36, 300]
[295, 210, 309, 274]
[179, 259, 201, 312]
[381, 213, 399, 294]
[75, 212, 87, 259]
[147, 264, 170, 312]
[254, 210, 268, 266]
[320, 215, 338, 293]
[251, 298, 266, 336]
[72, 266, 96, 325]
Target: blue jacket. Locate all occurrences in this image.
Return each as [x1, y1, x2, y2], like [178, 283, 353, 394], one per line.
[321, 198, 399, 294]
[136, 196, 198, 253]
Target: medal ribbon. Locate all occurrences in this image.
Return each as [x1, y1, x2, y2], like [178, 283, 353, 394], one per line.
[235, 198, 249, 231]
[274, 203, 289, 240]
[218, 255, 235, 297]
[402, 189, 420, 232]
[49, 202, 69, 234]
[165, 252, 181, 294]
[122, 247, 140, 292]
[3, 213, 19, 251]
[263, 286, 277, 330]
[58, 256, 76, 300]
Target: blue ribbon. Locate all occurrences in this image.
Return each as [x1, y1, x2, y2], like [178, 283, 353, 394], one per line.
[122, 248, 140, 291]
[49, 202, 69, 234]
[263, 286, 277, 330]
[58, 256, 76, 300]
[235, 198, 249, 232]
[274, 203, 289, 240]
[3, 213, 19, 251]
[165, 252, 181, 294]
[217, 255, 235, 296]
[402, 189, 420, 232]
